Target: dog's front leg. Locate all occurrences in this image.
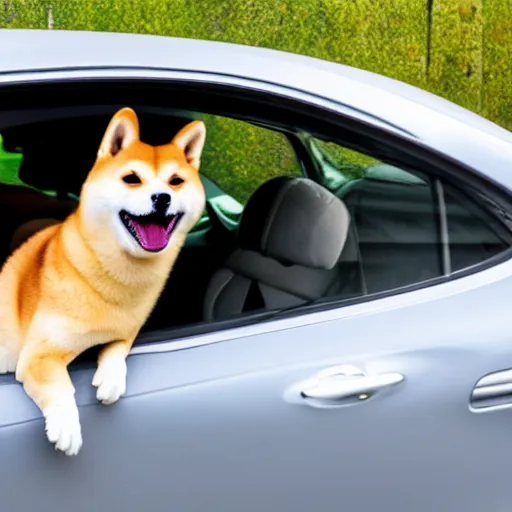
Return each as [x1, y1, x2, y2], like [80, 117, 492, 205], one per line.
[92, 337, 135, 405]
[16, 348, 82, 456]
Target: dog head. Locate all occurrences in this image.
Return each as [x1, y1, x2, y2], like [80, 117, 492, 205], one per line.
[80, 107, 206, 258]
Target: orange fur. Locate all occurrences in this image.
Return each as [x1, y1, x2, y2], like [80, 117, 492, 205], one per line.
[0, 108, 206, 455]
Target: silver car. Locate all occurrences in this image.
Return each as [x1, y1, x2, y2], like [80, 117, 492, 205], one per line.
[1, 28, 512, 512]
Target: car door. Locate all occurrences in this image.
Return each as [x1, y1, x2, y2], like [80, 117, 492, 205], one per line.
[1, 254, 512, 512]
[1, 68, 512, 512]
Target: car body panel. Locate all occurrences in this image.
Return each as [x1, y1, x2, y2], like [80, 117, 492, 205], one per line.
[0, 256, 512, 511]
[0, 29, 512, 512]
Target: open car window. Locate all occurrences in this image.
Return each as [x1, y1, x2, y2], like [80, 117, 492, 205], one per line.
[0, 86, 510, 347]
[307, 135, 512, 296]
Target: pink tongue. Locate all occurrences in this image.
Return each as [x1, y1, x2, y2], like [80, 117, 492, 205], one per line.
[133, 222, 169, 251]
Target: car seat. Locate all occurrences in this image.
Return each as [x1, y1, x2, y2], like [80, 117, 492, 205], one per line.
[203, 176, 351, 321]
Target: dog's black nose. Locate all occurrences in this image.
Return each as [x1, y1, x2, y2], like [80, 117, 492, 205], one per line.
[151, 193, 171, 213]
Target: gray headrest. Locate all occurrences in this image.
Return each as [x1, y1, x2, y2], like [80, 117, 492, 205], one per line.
[238, 176, 350, 270]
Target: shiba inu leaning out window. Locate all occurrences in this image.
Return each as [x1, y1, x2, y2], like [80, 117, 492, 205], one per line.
[0, 107, 207, 455]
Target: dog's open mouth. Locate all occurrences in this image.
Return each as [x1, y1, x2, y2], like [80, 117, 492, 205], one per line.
[119, 210, 183, 252]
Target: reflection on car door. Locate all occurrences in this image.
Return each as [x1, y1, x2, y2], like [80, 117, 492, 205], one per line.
[1, 260, 512, 512]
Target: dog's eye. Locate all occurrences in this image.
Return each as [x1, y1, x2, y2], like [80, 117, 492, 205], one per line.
[122, 172, 142, 184]
[169, 176, 184, 186]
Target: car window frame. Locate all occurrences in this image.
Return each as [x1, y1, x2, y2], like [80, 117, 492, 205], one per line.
[300, 133, 512, 278]
[0, 69, 512, 358]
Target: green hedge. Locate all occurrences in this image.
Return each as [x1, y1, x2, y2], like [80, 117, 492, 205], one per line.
[482, 0, 512, 130]
[428, 0, 484, 112]
[0, 0, 511, 200]
[198, 115, 302, 203]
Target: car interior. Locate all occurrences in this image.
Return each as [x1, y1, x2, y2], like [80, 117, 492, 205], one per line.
[0, 81, 511, 350]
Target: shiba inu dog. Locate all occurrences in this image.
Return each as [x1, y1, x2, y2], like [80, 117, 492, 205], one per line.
[0, 107, 206, 455]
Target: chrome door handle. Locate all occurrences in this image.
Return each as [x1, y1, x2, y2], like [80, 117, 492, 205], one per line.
[300, 365, 404, 401]
[471, 368, 512, 410]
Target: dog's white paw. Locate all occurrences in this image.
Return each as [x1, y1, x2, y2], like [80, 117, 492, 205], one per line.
[44, 403, 83, 456]
[92, 357, 127, 405]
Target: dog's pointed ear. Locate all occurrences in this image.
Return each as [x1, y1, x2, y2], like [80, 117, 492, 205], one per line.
[97, 107, 140, 159]
[172, 120, 206, 169]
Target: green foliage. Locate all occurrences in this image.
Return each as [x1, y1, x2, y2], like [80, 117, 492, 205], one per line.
[0, 0, 47, 28]
[199, 115, 302, 204]
[314, 139, 378, 180]
[482, 0, 512, 130]
[0, 135, 23, 185]
[427, 0, 484, 112]
[308, 138, 381, 190]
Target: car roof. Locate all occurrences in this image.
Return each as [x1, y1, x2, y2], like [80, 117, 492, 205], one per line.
[1, 29, 512, 190]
